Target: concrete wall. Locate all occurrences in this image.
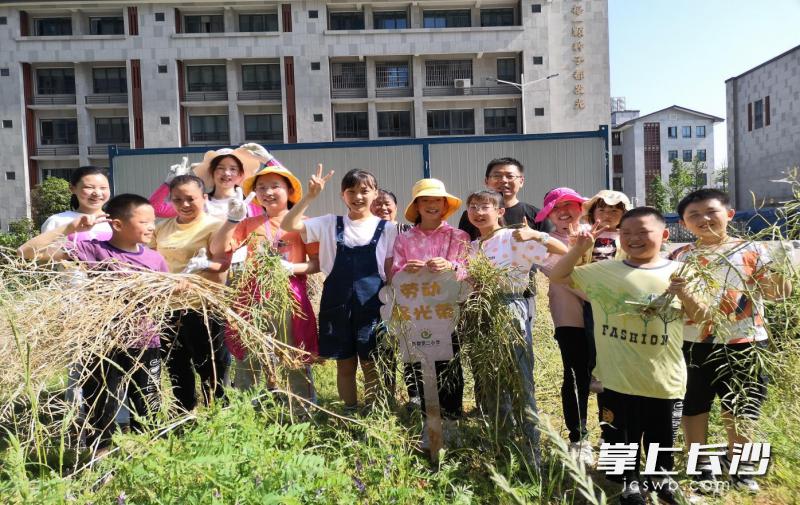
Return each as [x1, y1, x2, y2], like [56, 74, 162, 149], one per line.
[727, 46, 800, 209]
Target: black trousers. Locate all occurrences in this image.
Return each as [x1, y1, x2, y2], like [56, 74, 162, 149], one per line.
[599, 389, 683, 483]
[161, 311, 228, 412]
[554, 326, 592, 442]
[404, 345, 464, 419]
[83, 347, 161, 448]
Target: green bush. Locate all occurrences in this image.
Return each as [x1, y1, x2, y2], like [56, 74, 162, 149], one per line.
[30, 177, 71, 229]
[0, 218, 34, 250]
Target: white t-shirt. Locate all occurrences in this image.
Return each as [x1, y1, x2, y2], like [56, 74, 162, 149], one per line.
[304, 214, 398, 280]
[470, 228, 548, 293]
[40, 211, 113, 241]
[205, 198, 231, 221]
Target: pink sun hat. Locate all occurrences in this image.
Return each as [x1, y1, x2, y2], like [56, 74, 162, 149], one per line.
[534, 187, 587, 223]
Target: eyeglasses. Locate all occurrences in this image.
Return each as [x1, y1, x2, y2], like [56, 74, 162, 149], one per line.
[488, 174, 522, 181]
[467, 204, 496, 212]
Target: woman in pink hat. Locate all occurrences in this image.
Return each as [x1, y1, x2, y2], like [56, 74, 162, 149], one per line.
[148, 147, 264, 221]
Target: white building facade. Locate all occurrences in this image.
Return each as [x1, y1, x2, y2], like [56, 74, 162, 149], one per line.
[0, 0, 610, 229]
[726, 44, 800, 210]
[611, 105, 721, 207]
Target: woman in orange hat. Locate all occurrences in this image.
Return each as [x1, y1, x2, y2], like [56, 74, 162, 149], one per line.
[209, 154, 320, 402]
[148, 148, 263, 220]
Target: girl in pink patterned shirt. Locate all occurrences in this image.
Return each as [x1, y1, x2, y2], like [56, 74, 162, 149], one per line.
[388, 179, 469, 435]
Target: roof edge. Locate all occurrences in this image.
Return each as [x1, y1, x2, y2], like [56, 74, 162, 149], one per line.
[725, 43, 800, 83]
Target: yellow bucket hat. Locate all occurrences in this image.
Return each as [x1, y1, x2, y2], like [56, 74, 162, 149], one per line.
[403, 178, 462, 223]
[241, 152, 303, 205]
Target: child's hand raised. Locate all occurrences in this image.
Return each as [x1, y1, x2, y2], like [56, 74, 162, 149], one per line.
[66, 213, 109, 234]
[227, 187, 256, 223]
[307, 164, 335, 199]
[512, 225, 542, 243]
[570, 222, 607, 251]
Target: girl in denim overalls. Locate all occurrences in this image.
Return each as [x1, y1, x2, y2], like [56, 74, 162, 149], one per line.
[282, 166, 397, 412]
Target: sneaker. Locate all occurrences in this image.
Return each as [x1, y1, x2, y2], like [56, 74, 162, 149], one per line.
[442, 419, 461, 447]
[569, 441, 596, 467]
[722, 456, 760, 493]
[644, 477, 680, 505]
[690, 465, 723, 496]
[619, 490, 646, 505]
[590, 376, 604, 393]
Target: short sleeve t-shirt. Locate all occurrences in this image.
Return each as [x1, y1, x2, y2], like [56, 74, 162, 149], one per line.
[303, 214, 397, 280]
[591, 230, 622, 262]
[67, 239, 169, 348]
[41, 211, 113, 242]
[470, 228, 548, 293]
[571, 259, 687, 399]
[669, 240, 770, 344]
[151, 213, 223, 274]
[229, 214, 320, 264]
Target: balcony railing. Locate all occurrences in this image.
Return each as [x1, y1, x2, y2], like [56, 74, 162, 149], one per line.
[376, 87, 413, 98]
[331, 88, 368, 99]
[184, 91, 229, 102]
[34, 145, 80, 156]
[237, 90, 281, 101]
[422, 85, 520, 97]
[85, 94, 128, 105]
[88, 144, 129, 155]
[32, 95, 77, 105]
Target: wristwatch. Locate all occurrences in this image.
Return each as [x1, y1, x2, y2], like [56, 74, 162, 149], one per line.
[539, 232, 550, 245]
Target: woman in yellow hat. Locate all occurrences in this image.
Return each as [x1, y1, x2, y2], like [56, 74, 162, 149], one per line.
[148, 147, 264, 221]
[209, 153, 320, 402]
[388, 178, 470, 444]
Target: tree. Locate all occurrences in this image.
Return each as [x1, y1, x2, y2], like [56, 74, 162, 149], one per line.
[649, 177, 670, 213]
[715, 164, 729, 192]
[667, 158, 694, 210]
[0, 218, 34, 249]
[688, 156, 708, 192]
[30, 177, 71, 229]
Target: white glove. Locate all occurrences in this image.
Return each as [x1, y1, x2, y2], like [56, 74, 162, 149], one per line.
[280, 259, 294, 274]
[227, 187, 256, 223]
[239, 143, 271, 160]
[67, 270, 89, 289]
[165, 157, 191, 184]
[183, 248, 211, 274]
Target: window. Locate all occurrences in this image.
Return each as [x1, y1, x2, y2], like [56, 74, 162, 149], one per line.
[89, 17, 124, 35]
[611, 132, 621, 146]
[184, 15, 224, 33]
[241, 65, 281, 90]
[244, 114, 283, 141]
[667, 126, 677, 138]
[329, 11, 364, 30]
[92, 68, 127, 94]
[423, 10, 471, 28]
[612, 178, 622, 191]
[94, 117, 130, 144]
[239, 13, 278, 32]
[682, 126, 692, 138]
[36, 68, 75, 95]
[40, 119, 78, 145]
[0, 16, 7, 25]
[309, 10, 319, 19]
[696, 149, 707, 162]
[427, 109, 474, 135]
[5, 172, 15, 181]
[754, 99, 764, 129]
[311, 62, 321, 71]
[0, 68, 8, 77]
[532, 56, 543, 65]
[696, 125, 706, 138]
[534, 107, 544, 116]
[376, 62, 409, 88]
[42, 168, 76, 181]
[682, 150, 692, 162]
[189, 115, 229, 143]
[374, 10, 408, 29]
[481, 8, 515, 27]
[425, 60, 472, 86]
[313, 114, 323, 122]
[496, 58, 516, 82]
[334, 112, 369, 139]
[613, 154, 623, 173]
[1, 120, 12, 128]
[160, 116, 170, 125]
[331, 62, 366, 89]
[158, 65, 168, 73]
[155, 12, 165, 22]
[34, 18, 72, 36]
[377, 111, 411, 137]
[668, 150, 678, 162]
[186, 66, 227, 92]
[484, 108, 518, 134]
[531, 4, 542, 13]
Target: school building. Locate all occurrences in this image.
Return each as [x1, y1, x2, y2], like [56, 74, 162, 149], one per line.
[0, 0, 610, 229]
[726, 43, 800, 210]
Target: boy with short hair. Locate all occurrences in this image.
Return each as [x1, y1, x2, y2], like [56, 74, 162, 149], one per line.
[550, 207, 708, 505]
[282, 166, 398, 411]
[670, 188, 790, 494]
[19, 194, 167, 451]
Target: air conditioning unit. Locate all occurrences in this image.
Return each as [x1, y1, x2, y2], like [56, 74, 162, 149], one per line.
[453, 78, 472, 88]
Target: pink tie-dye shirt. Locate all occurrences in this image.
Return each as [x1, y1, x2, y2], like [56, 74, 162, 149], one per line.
[391, 222, 470, 275]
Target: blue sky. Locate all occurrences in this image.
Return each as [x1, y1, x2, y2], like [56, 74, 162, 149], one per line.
[609, 0, 800, 167]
